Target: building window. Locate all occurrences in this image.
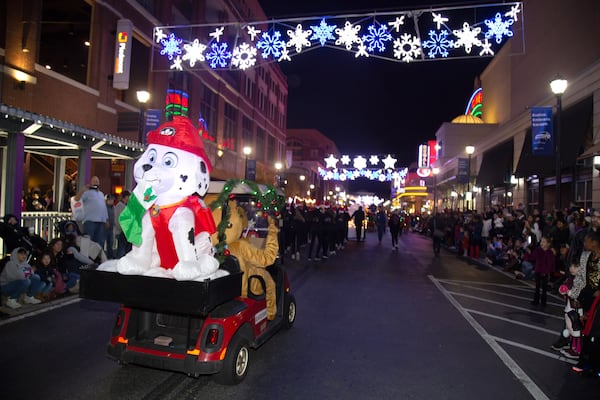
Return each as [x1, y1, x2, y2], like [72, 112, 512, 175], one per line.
[242, 116, 253, 147]
[256, 127, 265, 162]
[200, 87, 217, 135]
[258, 91, 266, 112]
[223, 103, 238, 151]
[244, 76, 254, 100]
[575, 179, 592, 211]
[267, 135, 275, 162]
[39, 1, 92, 85]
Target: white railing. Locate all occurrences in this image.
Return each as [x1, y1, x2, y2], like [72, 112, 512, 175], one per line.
[20, 211, 73, 242]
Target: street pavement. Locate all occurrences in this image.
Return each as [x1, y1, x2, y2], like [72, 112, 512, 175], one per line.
[2, 228, 600, 399]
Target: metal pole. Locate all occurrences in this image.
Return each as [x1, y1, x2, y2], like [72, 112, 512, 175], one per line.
[433, 174, 437, 215]
[138, 104, 145, 145]
[555, 94, 562, 212]
[467, 153, 471, 211]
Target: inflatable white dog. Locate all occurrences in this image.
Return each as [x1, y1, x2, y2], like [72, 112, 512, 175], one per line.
[99, 116, 226, 281]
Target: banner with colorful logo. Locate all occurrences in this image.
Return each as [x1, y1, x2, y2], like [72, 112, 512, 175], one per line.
[530, 107, 554, 156]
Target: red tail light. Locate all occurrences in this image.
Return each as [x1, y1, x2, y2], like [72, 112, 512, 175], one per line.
[206, 328, 219, 346]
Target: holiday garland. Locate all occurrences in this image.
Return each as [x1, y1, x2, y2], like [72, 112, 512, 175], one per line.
[208, 178, 285, 262]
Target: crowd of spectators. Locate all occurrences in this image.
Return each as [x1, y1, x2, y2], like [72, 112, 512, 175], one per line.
[426, 203, 600, 373]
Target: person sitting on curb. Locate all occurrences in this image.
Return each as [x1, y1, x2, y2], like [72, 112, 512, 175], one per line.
[0, 247, 43, 309]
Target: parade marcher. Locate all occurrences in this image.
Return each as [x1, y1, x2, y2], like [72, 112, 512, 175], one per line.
[321, 205, 336, 258]
[351, 206, 365, 241]
[306, 206, 324, 261]
[375, 207, 388, 244]
[389, 211, 402, 250]
[335, 207, 348, 250]
[73, 175, 109, 248]
[432, 213, 445, 256]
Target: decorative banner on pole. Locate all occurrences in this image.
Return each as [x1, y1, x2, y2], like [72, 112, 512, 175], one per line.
[530, 106, 554, 156]
[113, 19, 133, 90]
[151, 2, 523, 71]
[457, 157, 469, 183]
[144, 109, 162, 136]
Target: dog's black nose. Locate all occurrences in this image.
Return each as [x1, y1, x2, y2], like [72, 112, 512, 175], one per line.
[142, 164, 152, 172]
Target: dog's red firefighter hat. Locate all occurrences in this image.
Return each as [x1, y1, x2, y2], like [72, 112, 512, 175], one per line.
[146, 116, 212, 172]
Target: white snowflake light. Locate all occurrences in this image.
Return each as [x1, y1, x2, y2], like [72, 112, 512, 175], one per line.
[353, 156, 367, 170]
[484, 12, 514, 44]
[369, 155, 380, 165]
[154, 27, 167, 43]
[310, 19, 337, 46]
[325, 154, 339, 169]
[393, 33, 421, 62]
[382, 155, 397, 170]
[452, 22, 482, 54]
[432, 12, 449, 30]
[182, 39, 206, 67]
[287, 24, 312, 53]
[247, 26, 261, 41]
[341, 155, 351, 165]
[335, 21, 362, 50]
[231, 42, 257, 70]
[505, 4, 521, 21]
[209, 27, 225, 42]
[170, 55, 183, 71]
[388, 16, 405, 32]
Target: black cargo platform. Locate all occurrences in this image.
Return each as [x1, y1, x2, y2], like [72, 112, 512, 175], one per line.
[79, 265, 242, 316]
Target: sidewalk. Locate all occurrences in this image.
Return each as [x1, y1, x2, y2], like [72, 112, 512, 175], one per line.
[0, 292, 79, 322]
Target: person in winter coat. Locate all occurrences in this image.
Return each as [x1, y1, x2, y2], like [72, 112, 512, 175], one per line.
[375, 207, 388, 244]
[33, 251, 57, 300]
[0, 247, 43, 309]
[530, 236, 556, 307]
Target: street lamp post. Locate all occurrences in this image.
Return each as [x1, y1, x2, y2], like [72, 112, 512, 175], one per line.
[243, 146, 252, 180]
[550, 75, 568, 212]
[432, 167, 440, 214]
[275, 161, 283, 187]
[136, 90, 150, 145]
[465, 145, 475, 211]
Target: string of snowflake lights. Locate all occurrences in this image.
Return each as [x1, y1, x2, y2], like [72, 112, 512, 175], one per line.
[320, 154, 408, 185]
[152, 2, 523, 71]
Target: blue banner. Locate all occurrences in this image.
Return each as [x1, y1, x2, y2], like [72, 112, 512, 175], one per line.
[531, 107, 554, 156]
[457, 158, 469, 184]
[144, 109, 162, 134]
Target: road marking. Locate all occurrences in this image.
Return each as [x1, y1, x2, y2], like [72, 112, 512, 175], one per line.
[490, 335, 578, 365]
[437, 278, 534, 291]
[0, 297, 81, 327]
[429, 275, 550, 400]
[465, 308, 558, 335]
[446, 291, 564, 320]
[441, 281, 563, 306]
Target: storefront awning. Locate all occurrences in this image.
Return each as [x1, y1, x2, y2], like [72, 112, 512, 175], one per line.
[0, 103, 143, 159]
[476, 139, 513, 187]
[515, 96, 592, 177]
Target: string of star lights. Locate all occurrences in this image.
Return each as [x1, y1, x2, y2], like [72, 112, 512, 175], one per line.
[152, 2, 522, 71]
[319, 153, 408, 187]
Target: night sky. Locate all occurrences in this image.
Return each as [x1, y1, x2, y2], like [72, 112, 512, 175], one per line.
[258, 0, 499, 167]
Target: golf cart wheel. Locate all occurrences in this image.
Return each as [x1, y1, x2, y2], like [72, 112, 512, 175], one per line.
[214, 333, 250, 385]
[284, 294, 296, 329]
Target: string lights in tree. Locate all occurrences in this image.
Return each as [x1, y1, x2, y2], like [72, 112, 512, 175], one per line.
[152, 2, 522, 71]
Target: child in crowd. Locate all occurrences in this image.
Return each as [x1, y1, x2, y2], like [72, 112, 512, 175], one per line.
[553, 263, 583, 359]
[530, 236, 556, 307]
[33, 251, 58, 301]
[0, 247, 43, 309]
[486, 235, 507, 266]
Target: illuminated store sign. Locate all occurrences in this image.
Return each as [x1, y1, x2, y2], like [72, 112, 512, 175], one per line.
[113, 19, 133, 90]
[465, 87, 483, 117]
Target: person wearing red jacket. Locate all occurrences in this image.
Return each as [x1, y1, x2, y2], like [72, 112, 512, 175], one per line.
[530, 236, 556, 307]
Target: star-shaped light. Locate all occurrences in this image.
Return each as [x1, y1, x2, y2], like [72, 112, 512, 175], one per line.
[340, 155, 351, 165]
[154, 27, 167, 43]
[278, 47, 291, 62]
[247, 26, 261, 41]
[382, 154, 397, 169]
[432, 12, 449, 30]
[353, 156, 367, 170]
[505, 4, 521, 21]
[170, 56, 183, 70]
[479, 39, 494, 56]
[369, 155, 380, 165]
[355, 43, 369, 58]
[388, 16, 405, 32]
[209, 27, 225, 42]
[324, 154, 339, 169]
